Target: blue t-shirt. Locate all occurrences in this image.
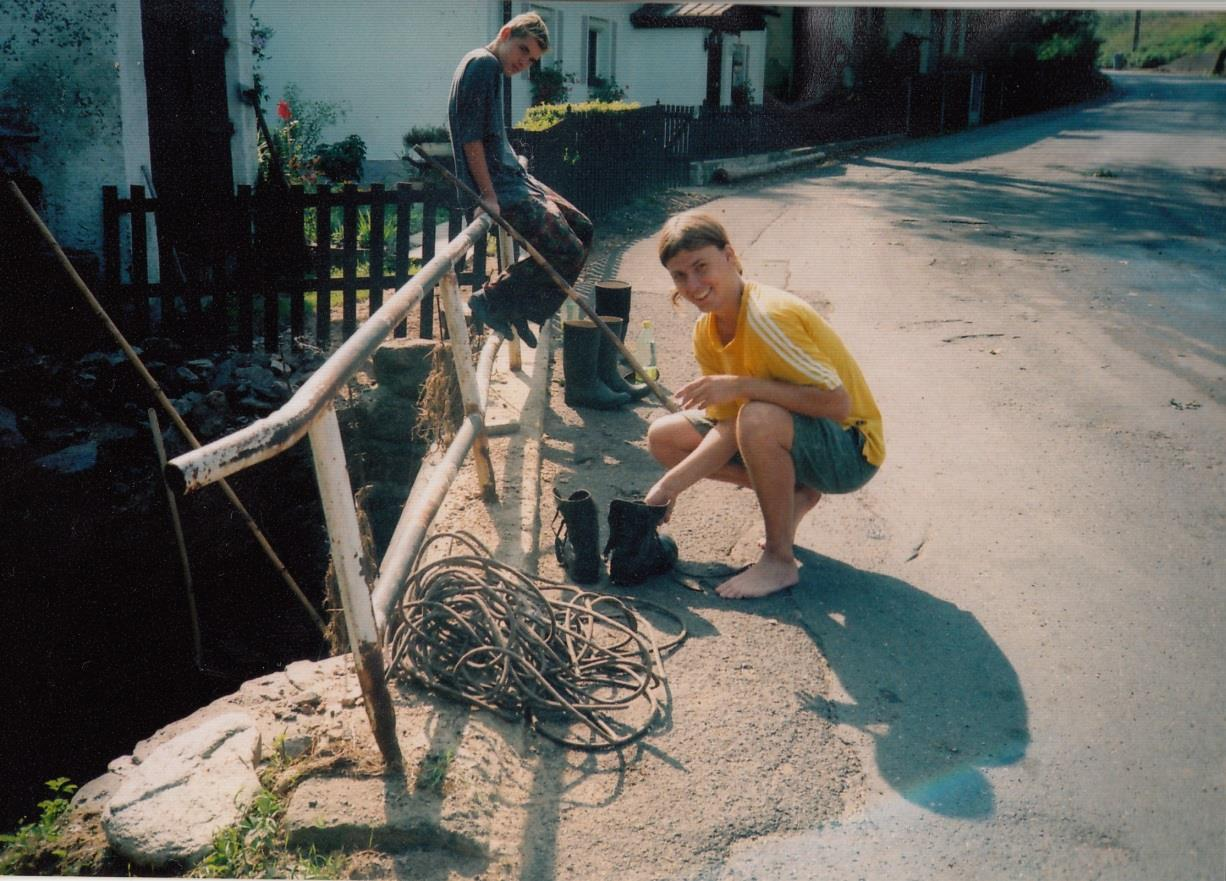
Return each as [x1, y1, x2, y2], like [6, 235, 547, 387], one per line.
[447, 47, 532, 206]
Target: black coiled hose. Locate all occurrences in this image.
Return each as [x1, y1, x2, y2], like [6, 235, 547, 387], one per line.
[386, 532, 685, 750]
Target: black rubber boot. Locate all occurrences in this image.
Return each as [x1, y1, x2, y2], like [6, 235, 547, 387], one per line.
[469, 291, 538, 349]
[597, 315, 651, 402]
[595, 280, 633, 330]
[563, 320, 631, 410]
[468, 290, 512, 340]
[552, 488, 602, 584]
[603, 498, 678, 586]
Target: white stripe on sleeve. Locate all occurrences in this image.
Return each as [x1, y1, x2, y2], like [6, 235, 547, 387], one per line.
[746, 293, 841, 389]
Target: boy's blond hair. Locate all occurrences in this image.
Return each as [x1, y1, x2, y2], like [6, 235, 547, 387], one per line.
[502, 11, 550, 51]
[658, 211, 744, 304]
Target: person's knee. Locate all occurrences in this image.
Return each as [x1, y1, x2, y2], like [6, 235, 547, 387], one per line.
[645, 419, 672, 463]
[736, 401, 791, 444]
[646, 415, 694, 465]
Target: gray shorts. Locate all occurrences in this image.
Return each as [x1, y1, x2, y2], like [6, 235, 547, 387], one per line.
[684, 410, 878, 495]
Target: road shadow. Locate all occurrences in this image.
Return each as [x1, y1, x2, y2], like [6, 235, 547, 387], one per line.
[790, 549, 1029, 819]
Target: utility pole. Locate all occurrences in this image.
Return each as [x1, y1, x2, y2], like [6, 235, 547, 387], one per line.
[1132, 10, 1142, 52]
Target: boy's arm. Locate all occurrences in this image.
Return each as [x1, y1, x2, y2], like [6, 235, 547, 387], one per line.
[462, 141, 499, 218]
[645, 419, 739, 508]
[677, 374, 851, 422]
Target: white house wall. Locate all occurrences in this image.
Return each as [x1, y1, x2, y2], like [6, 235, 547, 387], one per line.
[253, 0, 746, 163]
[254, 0, 501, 163]
[717, 29, 767, 107]
[223, 0, 260, 187]
[511, 2, 642, 121]
[5, 0, 129, 253]
[626, 29, 710, 107]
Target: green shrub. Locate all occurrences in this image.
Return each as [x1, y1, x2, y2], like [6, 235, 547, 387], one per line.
[588, 75, 627, 103]
[0, 777, 77, 874]
[530, 61, 577, 105]
[190, 787, 345, 879]
[403, 125, 450, 149]
[516, 100, 641, 131]
[314, 134, 366, 184]
[1133, 50, 1171, 68]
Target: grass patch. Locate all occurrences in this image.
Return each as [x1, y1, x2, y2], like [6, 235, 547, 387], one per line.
[0, 777, 77, 874]
[415, 748, 456, 795]
[1096, 11, 1226, 67]
[190, 788, 346, 879]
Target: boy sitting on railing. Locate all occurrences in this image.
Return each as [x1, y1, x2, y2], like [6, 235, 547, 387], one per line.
[446, 10, 592, 348]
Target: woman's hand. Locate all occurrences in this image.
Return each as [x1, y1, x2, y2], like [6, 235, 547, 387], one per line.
[675, 374, 743, 410]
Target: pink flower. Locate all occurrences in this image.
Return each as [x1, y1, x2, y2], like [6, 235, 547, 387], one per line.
[276, 100, 292, 121]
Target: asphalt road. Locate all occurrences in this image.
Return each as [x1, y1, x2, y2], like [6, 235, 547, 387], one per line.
[615, 71, 1224, 880]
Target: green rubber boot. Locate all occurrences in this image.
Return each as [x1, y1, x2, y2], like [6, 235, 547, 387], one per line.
[563, 319, 631, 411]
[597, 315, 651, 402]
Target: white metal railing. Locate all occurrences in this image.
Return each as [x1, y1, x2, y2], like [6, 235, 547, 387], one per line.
[165, 212, 517, 769]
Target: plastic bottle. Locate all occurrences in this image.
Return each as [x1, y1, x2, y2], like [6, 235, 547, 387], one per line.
[633, 320, 658, 381]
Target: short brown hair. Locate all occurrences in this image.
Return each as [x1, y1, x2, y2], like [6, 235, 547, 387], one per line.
[503, 11, 550, 51]
[658, 211, 743, 302]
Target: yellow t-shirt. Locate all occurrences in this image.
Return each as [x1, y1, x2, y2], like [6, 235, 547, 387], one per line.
[692, 280, 885, 467]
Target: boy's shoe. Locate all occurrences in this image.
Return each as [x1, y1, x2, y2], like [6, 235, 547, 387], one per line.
[509, 314, 537, 349]
[468, 291, 513, 340]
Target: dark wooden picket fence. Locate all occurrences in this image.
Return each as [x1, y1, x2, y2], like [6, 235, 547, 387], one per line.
[904, 59, 1109, 137]
[101, 181, 490, 353]
[509, 103, 691, 220]
[681, 98, 906, 160]
[510, 95, 908, 218]
[100, 64, 1097, 354]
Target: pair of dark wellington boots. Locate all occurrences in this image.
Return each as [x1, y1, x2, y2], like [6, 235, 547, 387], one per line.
[552, 490, 678, 586]
[562, 280, 651, 411]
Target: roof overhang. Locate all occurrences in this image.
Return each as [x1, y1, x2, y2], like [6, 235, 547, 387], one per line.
[630, 4, 768, 33]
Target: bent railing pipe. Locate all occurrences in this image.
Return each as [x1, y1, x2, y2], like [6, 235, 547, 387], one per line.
[165, 213, 494, 494]
[370, 314, 502, 635]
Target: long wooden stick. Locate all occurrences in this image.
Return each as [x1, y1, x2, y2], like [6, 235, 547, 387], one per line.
[5, 178, 328, 636]
[411, 145, 679, 413]
[149, 408, 204, 669]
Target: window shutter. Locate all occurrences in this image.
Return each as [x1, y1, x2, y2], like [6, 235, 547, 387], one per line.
[610, 20, 618, 81]
[555, 9, 562, 63]
[580, 15, 590, 86]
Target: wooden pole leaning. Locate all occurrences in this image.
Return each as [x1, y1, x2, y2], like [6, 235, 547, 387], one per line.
[148, 407, 204, 670]
[438, 271, 498, 501]
[4, 179, 328, 636]
[410, 145, 680, 414]
[495, 226, 523, 372]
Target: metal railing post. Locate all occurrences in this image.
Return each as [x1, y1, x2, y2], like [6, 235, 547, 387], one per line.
[439, 271, 497, 501]
[308, 407, 403, 770]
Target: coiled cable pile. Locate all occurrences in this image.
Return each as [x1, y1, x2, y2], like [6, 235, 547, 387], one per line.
[386, 532, 685, 749]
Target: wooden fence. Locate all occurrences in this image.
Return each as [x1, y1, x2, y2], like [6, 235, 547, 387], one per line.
[510, 96, 907, 217]
[101, 182, 491, 353]
[682, 99, 906, 160]
[509, 103, 691, 220]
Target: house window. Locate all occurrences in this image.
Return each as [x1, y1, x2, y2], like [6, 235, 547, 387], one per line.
[586, 17, 610, 85]
[730, 42, 752, 105]
[529, 4, 560, 75]
[731, 43, 748, 90]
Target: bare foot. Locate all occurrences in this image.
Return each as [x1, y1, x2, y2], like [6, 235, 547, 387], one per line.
[756, 487, 822, 552]
[716, 553, 799, 599]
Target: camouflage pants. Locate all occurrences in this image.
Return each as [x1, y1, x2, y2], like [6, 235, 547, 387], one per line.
[485, 180, 593, 325]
